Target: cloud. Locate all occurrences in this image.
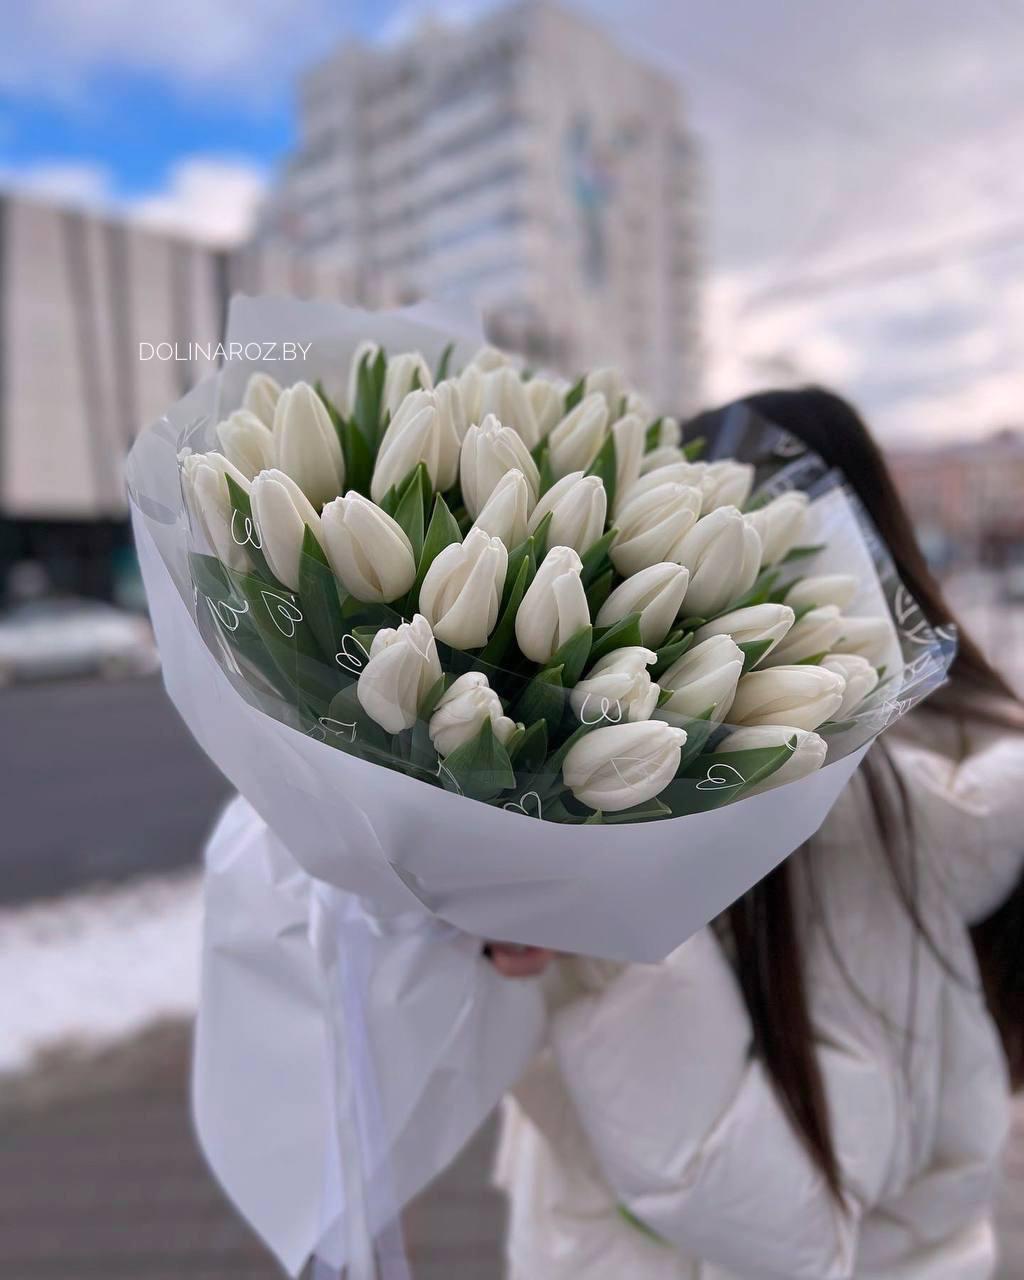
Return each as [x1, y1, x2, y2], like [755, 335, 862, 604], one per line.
[0, 155, 269, 246]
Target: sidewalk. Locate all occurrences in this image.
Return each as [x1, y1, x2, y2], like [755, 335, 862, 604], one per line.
[2, 1020, 1022, 1279]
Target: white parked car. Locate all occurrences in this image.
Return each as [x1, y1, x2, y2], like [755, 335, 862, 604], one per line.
[0, 598, 159, 685]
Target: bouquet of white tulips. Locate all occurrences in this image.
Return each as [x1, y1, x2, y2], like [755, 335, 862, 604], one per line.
[127, 297, 954, 1277]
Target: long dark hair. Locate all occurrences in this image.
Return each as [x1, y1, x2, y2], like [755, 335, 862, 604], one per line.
[697, 387, 1024, 1198]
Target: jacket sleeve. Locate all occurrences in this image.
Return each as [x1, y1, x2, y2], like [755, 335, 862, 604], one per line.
[892, 723, 1024, 924]
[550, 927, 898, 1280]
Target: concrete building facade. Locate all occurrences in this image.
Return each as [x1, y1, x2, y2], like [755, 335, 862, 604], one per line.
[257, 1, 703, 409]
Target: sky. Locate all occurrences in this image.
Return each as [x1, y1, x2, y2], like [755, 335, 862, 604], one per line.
[1, 0, 1022, 444]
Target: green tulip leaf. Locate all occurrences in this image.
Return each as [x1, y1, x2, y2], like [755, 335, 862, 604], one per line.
[589, 612, 644, 664]
[440, 718, 516, 803]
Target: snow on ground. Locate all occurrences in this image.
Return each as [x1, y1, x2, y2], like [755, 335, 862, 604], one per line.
[1, 870, 202, 1076]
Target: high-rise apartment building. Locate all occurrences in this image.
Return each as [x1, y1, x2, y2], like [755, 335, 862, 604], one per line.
[256, 1, 702, 409]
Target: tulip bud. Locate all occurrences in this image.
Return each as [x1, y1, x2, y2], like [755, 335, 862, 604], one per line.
[676, 507, 762, 620]
[700, 460, 754, 513]
[745, 491, 809, 565]
[821, 653, 879, 718]
[429, 671, 518, 758]
[472, 468, 532, 548]
[596, 562, 690, 648]
[784, 574, 858, 612]
[476, 366, 540, 448]
[526, 376, 570, 438]
[584, 366, 627, 418]
[344, 340, 381, 417]
[658, 634, 744, 724]
[456, 364, 485, 424]
[460, 414, 540, 518]
[242, 372, 282, 428]
[470, 344, 516, 372]
[419, 527, 508, 650]
[729, 664, 846, 731]
[180, 451, 252, 572]
[320, 492, 417, 603]
[716, 724, 828, 795]
[610, 482, 703, 577]
[250, 468, 325, 591]
[548, 393, 609, 478]
[626, 390, 655, 422]
[371, 389, 463, 502]
[562, 720, 687, 812]
[611, 413, 647, 510]
[763, 604, 843, 667]
[694, 603, 795, 661]
[528, 472, 607, 555]
[618, 460, 707, 513]
[641, 445, 687, 474]
[515, 545, 590, 664]
[653, 416, 682, 447]
[357, 614, 441, 734]
[434, 378, 471, 442]
[272, 382, 346, 510]
[216, 408, 275, 480]
[382, 351, 433, 420]
[835, 615, 892, 667]
[570, 647, 660, 725]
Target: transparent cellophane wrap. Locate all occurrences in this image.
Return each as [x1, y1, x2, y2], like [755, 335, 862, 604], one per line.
[126, 297, 955, 1275]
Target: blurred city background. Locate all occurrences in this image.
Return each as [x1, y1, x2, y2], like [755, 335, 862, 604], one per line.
[1, 1, 1021, 1275]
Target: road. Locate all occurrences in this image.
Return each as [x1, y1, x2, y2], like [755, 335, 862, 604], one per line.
[0, 674, 231, 904]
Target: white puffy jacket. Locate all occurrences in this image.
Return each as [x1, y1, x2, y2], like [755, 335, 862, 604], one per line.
[496, 716, 1024, 1280]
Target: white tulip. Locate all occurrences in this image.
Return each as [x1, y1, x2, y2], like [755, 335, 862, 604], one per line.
[835, 615, 892, 667]
[548, 393, 609, 478]
[641, 444, 687, 474]
[745, 491, 809, 565]
[784, 574, 858, 612]
[272, 382, 346, 509]
[460, 414, 540, 518]
[472, 469, 532, 547]
[515, 545, 590, 664]
[216, 409, 275, 480]
[382, 351, 433, 420]
[371, 389, 462, 502]
[570, 647, 660, 725]
[418, 527, 507, 650]
[618, 460, 707, 512]
[242, 372, 281, 428]
[563, 720, 687, 812]
[357, 614, 441, 734]
[676, 507, 762, 619]
[528, 472, 607, 555]
[476, 366, 540, 448]
[429, 671, 518, 758]
[729, 664, 846, 731]
[653, 416, 682, 447]
[658, 634, 745, 724]
[694, 603, 795, 660]
[180, 451, 252, 573]
[344, 340, 381, 417]
[526, 376, 570, 438]
[457, 364, 485, 423]
[596, 562, 690, 648]
[470, 344, 516, 372]
[610, 482, 703, 577]
[320, 492, 416, 603]
[584, 366, 628, 418]
[250, 468, 324, 591]
[434, 378, 471, 442]
[626, 390, 655, 422]
[611, 413, 647, 510]
[716, 724, 828, 795]
[821, 653, 880, 719]
[763, 604, 843, 667]
[700, 460, 754, 513]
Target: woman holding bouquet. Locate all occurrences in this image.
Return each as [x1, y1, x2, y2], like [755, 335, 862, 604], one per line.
[492, 389, 1024, 1280]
